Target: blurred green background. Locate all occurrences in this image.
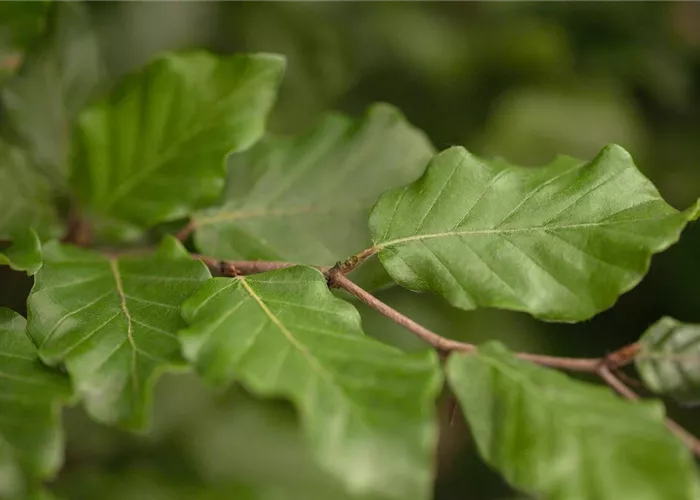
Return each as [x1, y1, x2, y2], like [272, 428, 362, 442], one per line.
[3, 2, 700, 499]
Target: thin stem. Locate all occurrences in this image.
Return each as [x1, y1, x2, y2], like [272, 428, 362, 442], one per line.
[598, 365, 700, 457]
[176, 220, 196, 242]
[192, 254, 312, 276]
[328, 269, 475, 354]
[336, 246, 378, 274]
[604, 342, 641, 368]
[515, 352, 599, 372]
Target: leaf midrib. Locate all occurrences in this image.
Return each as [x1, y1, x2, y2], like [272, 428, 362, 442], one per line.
[100, 66, 269, 211]
[377, 215, 675, 249]
[109, 258, 139, 398]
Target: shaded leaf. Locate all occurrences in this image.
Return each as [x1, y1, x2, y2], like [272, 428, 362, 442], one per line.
[370, 145, 697, 321]
[69, 51, 285, 228]
[180, 266, 442, 500]
[27, 237, 210, 428]
[636, 317, 700, 405]
[0, 227, 42, 275]
[192, 104, 433, 288]
[0, 308, 70, 499]
[447, 342, 700, 500]
[2, 2, 104, 188]
[0, 141, 61, 240]
[0, 3, 50, 56]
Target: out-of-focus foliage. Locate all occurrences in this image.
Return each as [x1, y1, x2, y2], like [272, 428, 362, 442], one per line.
[1, 2, 700, 499]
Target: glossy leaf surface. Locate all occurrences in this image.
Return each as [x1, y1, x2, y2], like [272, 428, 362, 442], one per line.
[447, 342, 700, 500]
[70, 51, 285, 227]
[180, 266, 442, 500]
[27, 238, 210, 428]
[370, 145, 698, 321]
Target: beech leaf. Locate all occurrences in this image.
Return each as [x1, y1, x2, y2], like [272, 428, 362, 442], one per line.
[70, 51, 285, 228]
[636, 317, 700, 405]
[370, 145, 698, 321]
[192, 103, 433, 287]
[0, 227, 42, 275]
[180, 266, 442, 500]
[447, 342, 700, 500]
[2, 2, 104, 187]
[27, 237, 210, 428]
[0, 141, 60, 240]
[0, 308, 70, 498]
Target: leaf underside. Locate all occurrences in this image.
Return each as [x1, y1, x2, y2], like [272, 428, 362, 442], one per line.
[27, 237, 210, 429]
[447, 342, 700, 500]
[0, 308, 70, 499]
[180, 266, 442, 500]
[70, 51, 285, 228]
[193, 103, 434, 288]
[636, 317, 700, 406]
[370, 144, 697, 321]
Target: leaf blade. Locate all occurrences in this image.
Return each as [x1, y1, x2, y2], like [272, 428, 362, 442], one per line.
[180, 266, 442, 500]
[0, 308, 70, 498]
[70, 51, 285, 227]
[193, 103, 433, 287]
[1, 2, 104, 189]
[0, 227, 42, 275]
[0, 141, 61, 240]
[27, 237, 210, 428]
[371, 145, 696, 321]
[636, 317, 700, 405]
[447, 342, 700, 500]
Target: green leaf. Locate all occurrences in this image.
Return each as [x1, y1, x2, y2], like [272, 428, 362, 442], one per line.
[0, 2, 50, 55]
[0, 308, 70, 498]
[27, 237, 211, 429]
[180, 266, 442, 500]
[70, 51, 285, 228]
[0, 228, 42, 275]
[0, 141, 61, 240]
[636, 317, 700, 405]
[192, 104, 433, 284]
[2, 2, 104, 188]
[370, 145, 697, 321]
[446, 342, 700, 500]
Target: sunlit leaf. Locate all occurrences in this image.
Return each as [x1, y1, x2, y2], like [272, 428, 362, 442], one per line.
[0, 227, 42, 275]
[27, 237, 210, 428]
[0, 141, 61, 240]
[447, 342, 700, 500]
[2, 2, 104, 188]
[0, 308, 70, 499]
[636, 317, 700, 405]
[192, 103, 433, 288]
[70, 51, 285, 228]
[180, 266, 442, 500]
[370, 145, 698, 321]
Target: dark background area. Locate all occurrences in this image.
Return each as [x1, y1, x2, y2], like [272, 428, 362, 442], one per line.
[2, 2, 700, 499]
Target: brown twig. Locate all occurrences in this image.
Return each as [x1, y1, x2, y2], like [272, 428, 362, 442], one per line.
[186, 253, 700, 456]
[598, 365, 700, 457]
[191, 254, 310, 276]
[328, 268, 475, 354]
[176, 220, 196, 242]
